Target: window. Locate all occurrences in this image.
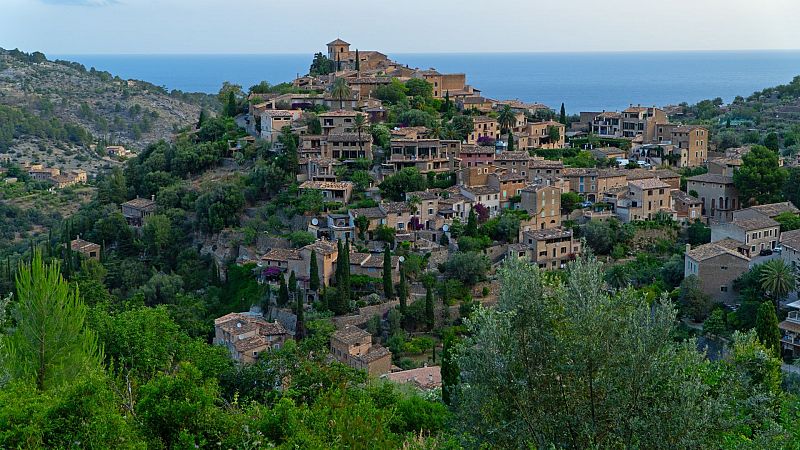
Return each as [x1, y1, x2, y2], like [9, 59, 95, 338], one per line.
[720, 286, 728, 292]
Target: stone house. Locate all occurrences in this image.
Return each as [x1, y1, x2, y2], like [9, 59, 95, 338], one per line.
[686, 173, 740, 222]
[214, 310, 291, 364]
[519, 183, 562, 230]
[509, 228, 581, 270]
[70, 237, 101, 260]
[121, 196, 157, 227]
[298, 180, 354, 204]
[711, 208, 780, 256]
[684, 241, 750, 304]
[330, 326, 392, 376]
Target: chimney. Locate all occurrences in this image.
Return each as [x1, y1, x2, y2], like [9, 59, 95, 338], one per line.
[151, 194, 155, 201]
[685, 244, 691, 254]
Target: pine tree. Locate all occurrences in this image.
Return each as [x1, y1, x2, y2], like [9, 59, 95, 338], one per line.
[559, 102, 566, 125]
[507, 130, 515, 151]
[444, 90, 451, 112]
[755, 301, 781, 356]
[383, 246, 394, 298]
[425, 282, 435, 330]
[278, 276, 289, 307]
[309, 249, 320, 292]
[6, 251, 101, 391]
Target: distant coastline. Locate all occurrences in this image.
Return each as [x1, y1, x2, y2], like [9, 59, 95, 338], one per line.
[55, 50, 800, 113]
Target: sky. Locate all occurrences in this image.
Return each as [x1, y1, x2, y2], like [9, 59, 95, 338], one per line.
[2, 0, 800, 55]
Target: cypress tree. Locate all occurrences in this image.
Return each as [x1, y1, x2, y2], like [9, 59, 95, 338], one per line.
[425, 282, 435, 330]
[296, 288, 305, 339]
[224, 90, 237, 117]
[309, 249, 320, 292]
[197, 109, 207, 129]
[559, 102, 566, 125]
[398, 265, 408, 314]
[355, 49, 360, 71]
[507, 130, 515, 151]
[466, 208, 478, 237]
[383, 246, 393, 298]
[278, 276, 289, 307]
[755, 301, 781, 356]
[441, 329, 460, 406]
[288, 270, 297, 301]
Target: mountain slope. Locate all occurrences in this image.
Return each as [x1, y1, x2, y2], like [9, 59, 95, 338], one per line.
[0, 49, 215, 172]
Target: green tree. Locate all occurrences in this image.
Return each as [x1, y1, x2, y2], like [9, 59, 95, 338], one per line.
[398, 265, 408, 316]
[309, 249, 320, 292]
[686, 220, 711, 246]
[465, 208, 478, 237]
[497, 105, 516, 133]
[453, 256, 723, 448]
[547, 125, 561, 144]
[6, 252, 101, 390]
[353, 113, 367, 157]
[355, 215, 370, 240]
[331, 78, 352, 110]
[759, 258, 796, 303]
[703, 309, 726, 336]
[383, 246, 394, 299]
[783, 167, 800, 207]
[378, 167, 427, 201]
[763, 132, 780, 152]
[288, 270, 297, 299]
[559, 102, 567, 124]
[224, 90, 237, 117]
[679, 275, 712, 322]
[278, 275, 289, 307]
[733, 145, 787, 206]
[755, 301, 781, 356]
[561, 191, 582, 212]
[441, 328, 459, 406]
[405, 78, 433, 99]
[442, 252, 489, 286]
[507, 130, 515, 151]
[309, 52, 334, 76]
[775, 211, 800, 231]
[425, 281, 435, 330]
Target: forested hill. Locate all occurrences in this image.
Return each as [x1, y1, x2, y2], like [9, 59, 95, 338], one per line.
[0, 48, 216, 153]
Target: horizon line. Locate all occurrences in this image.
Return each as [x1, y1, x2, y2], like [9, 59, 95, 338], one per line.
[46, 48, 800, 57]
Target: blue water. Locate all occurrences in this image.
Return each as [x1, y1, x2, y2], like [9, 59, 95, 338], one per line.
[55, 51, 800, 113]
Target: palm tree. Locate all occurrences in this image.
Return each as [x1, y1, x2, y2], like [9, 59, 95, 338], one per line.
[353, 113, 366, 158]
[497, 105, 516, 134]
[331, 78, 351, 110]
[760, 259, 796, 305]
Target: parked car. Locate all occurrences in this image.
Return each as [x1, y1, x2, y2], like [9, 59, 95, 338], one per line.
[759, 248, 773, 256]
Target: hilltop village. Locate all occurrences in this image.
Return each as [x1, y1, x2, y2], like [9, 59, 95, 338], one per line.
[6, 40, 800, 448]
[177, 39, 796, 375]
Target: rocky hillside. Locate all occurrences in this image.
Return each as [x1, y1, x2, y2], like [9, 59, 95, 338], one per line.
[0, 48, 216, 173]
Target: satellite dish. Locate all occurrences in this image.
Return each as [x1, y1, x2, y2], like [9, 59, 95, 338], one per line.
[398, 256, 405, 263]
[442, 224, 450, 232]
[311, 218, 319, 226]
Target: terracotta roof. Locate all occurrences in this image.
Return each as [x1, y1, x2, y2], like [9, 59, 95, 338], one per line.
[687, 173, 734, 184]
[749, 202, 800, 219]
[629, 178, 669, 190]
[328, 38, 350, 46]
[779, 320, 800, 334]
[524, 228, 573, 241]
[496, 151, 530, 161]
[671, 190, 702, 204]
[299, 181, 353, 190]
[473, 116, 497, 123]
[731, 208, 779, 231]
[303, 239, 338, 255]
[319, 110, 359, 117]
[326, 132, 370, 143]
[351, 206, 386, 219]
[385, 366, 442, 389]
[262, 248, 301, 262]
[361, 345, 391, 362]
[686, 242, 750, 262]
[463, 185, 499, 196]
[382, 201, 412, 214]
[71, 238, 100, 253]
[781, 229, 800, 251]
[122, 197, 156, 210]
[332, 326, 371, 345]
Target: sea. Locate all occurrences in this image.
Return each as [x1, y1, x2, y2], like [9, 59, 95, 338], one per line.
[54, 51, 800, 113]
